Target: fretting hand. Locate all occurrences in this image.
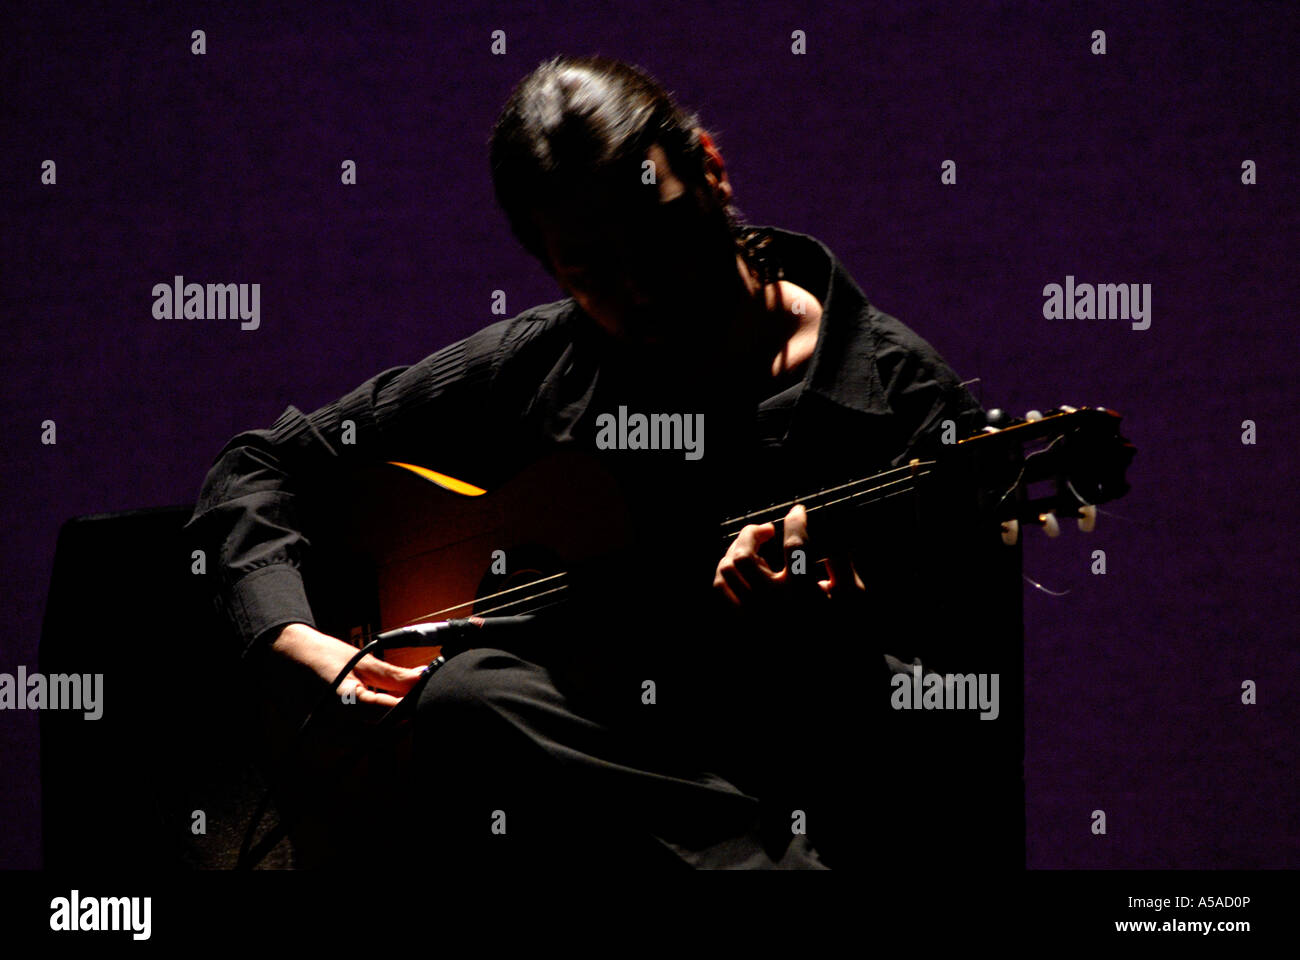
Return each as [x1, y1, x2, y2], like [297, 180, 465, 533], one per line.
[712, 503, 865, 610]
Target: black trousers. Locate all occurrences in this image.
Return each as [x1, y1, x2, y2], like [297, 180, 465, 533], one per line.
[247, 625, 1022, 872]
[404, 645, 831, 870]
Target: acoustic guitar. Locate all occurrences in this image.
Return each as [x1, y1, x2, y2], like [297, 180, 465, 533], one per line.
[319, 405, 1136, 669]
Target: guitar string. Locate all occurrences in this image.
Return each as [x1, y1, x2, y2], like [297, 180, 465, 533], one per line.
[1016, 475, 1123, 599]
[993, 433, 1066, 512]
[719, 462, 929, 527]
[385, 420, 1115, 630]
[716, 475, 931, 550]
[389, 469, 929, 629]
[394, 572, 570, 624]
[1023, 573, 1071, 597]
[469, 468, 1050, 617]
[1066, 478, 1150, 527]
[728, 409, 1108, 527]
[776, 471, 928, 519]
[467, 464, 1121, 617]
[469, 585, 571, 618]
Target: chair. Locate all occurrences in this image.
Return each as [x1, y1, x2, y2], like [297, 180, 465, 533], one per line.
[39, 505, 297, 868]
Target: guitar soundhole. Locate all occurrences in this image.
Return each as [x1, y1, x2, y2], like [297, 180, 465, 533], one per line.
[473, 544, 564, 618]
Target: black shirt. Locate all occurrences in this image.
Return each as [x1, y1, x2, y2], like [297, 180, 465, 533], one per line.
[184, 225, 988, 661]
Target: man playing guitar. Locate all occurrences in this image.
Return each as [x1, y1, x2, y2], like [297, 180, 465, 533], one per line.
[187, 54, 1047, 871]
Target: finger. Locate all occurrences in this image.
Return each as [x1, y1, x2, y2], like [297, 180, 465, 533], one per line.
[713, 573, 742, 608]
[735, 522, 777, 556]
[719, 560, 755, 600]
[732, 522, 780, 590]
[357, 655, 423, 695]
[342, 683, 404, 728]
[821, 546, 849, 590]
[732, 549, 778, 590]
[783, 505, 809, 577]
[335, 675, 402, 707]
[355, 685, 403, 708]
[821, 547, 866, 599]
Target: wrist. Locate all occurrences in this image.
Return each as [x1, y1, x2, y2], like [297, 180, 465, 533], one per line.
[270, 621, 317, 655]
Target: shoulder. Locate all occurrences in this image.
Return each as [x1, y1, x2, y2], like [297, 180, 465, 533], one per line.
[863, 304, 985, 458]
[866, 304, 970, 399]
[464, 296, 582, 372]
[394, 297, 581, 395]
[478, 297, 589, 398]
[772, 224, 968, 402]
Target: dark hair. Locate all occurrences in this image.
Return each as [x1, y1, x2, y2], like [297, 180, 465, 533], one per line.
[489, 54, 777, 282]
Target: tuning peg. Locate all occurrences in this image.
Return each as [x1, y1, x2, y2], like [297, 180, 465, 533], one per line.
[1059, 404, 1077, 413]
[1040, 511, 1060, 537]
[1025, 410, 1043, 422]
[1000, 518, 1019, 546]
[1077, 504, 1097, 532]
[986, 408, 1009, 428]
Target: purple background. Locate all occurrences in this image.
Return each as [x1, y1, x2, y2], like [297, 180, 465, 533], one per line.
[3, 1, 1296, 870]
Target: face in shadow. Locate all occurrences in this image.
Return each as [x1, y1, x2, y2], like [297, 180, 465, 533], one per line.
[533, 142, 745, 350]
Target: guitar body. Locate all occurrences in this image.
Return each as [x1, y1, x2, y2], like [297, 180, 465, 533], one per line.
[335, 450, 633, 668]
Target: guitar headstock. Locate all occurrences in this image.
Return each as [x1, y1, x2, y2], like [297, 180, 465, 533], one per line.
[954, 405, 1136, 544]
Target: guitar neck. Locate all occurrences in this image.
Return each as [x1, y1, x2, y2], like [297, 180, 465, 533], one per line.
[717, 459, 935, 545]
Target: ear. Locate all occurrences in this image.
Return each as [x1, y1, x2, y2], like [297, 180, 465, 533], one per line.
[694, 128, 733, 204]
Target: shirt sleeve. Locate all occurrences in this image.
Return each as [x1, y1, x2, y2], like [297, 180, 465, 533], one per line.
[183, 321, 513, 660]
[872, 318, 987, 467]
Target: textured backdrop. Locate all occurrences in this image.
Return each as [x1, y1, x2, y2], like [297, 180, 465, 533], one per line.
[2, 0, 1296, 870]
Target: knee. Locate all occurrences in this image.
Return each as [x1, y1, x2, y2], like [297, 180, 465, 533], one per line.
[414, 647, 534, 718]
[408, 648, 556, 808]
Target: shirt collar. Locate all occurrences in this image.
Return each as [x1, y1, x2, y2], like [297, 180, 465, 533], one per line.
[558, 223, 891, 419]
[748, 224, 890, 418]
